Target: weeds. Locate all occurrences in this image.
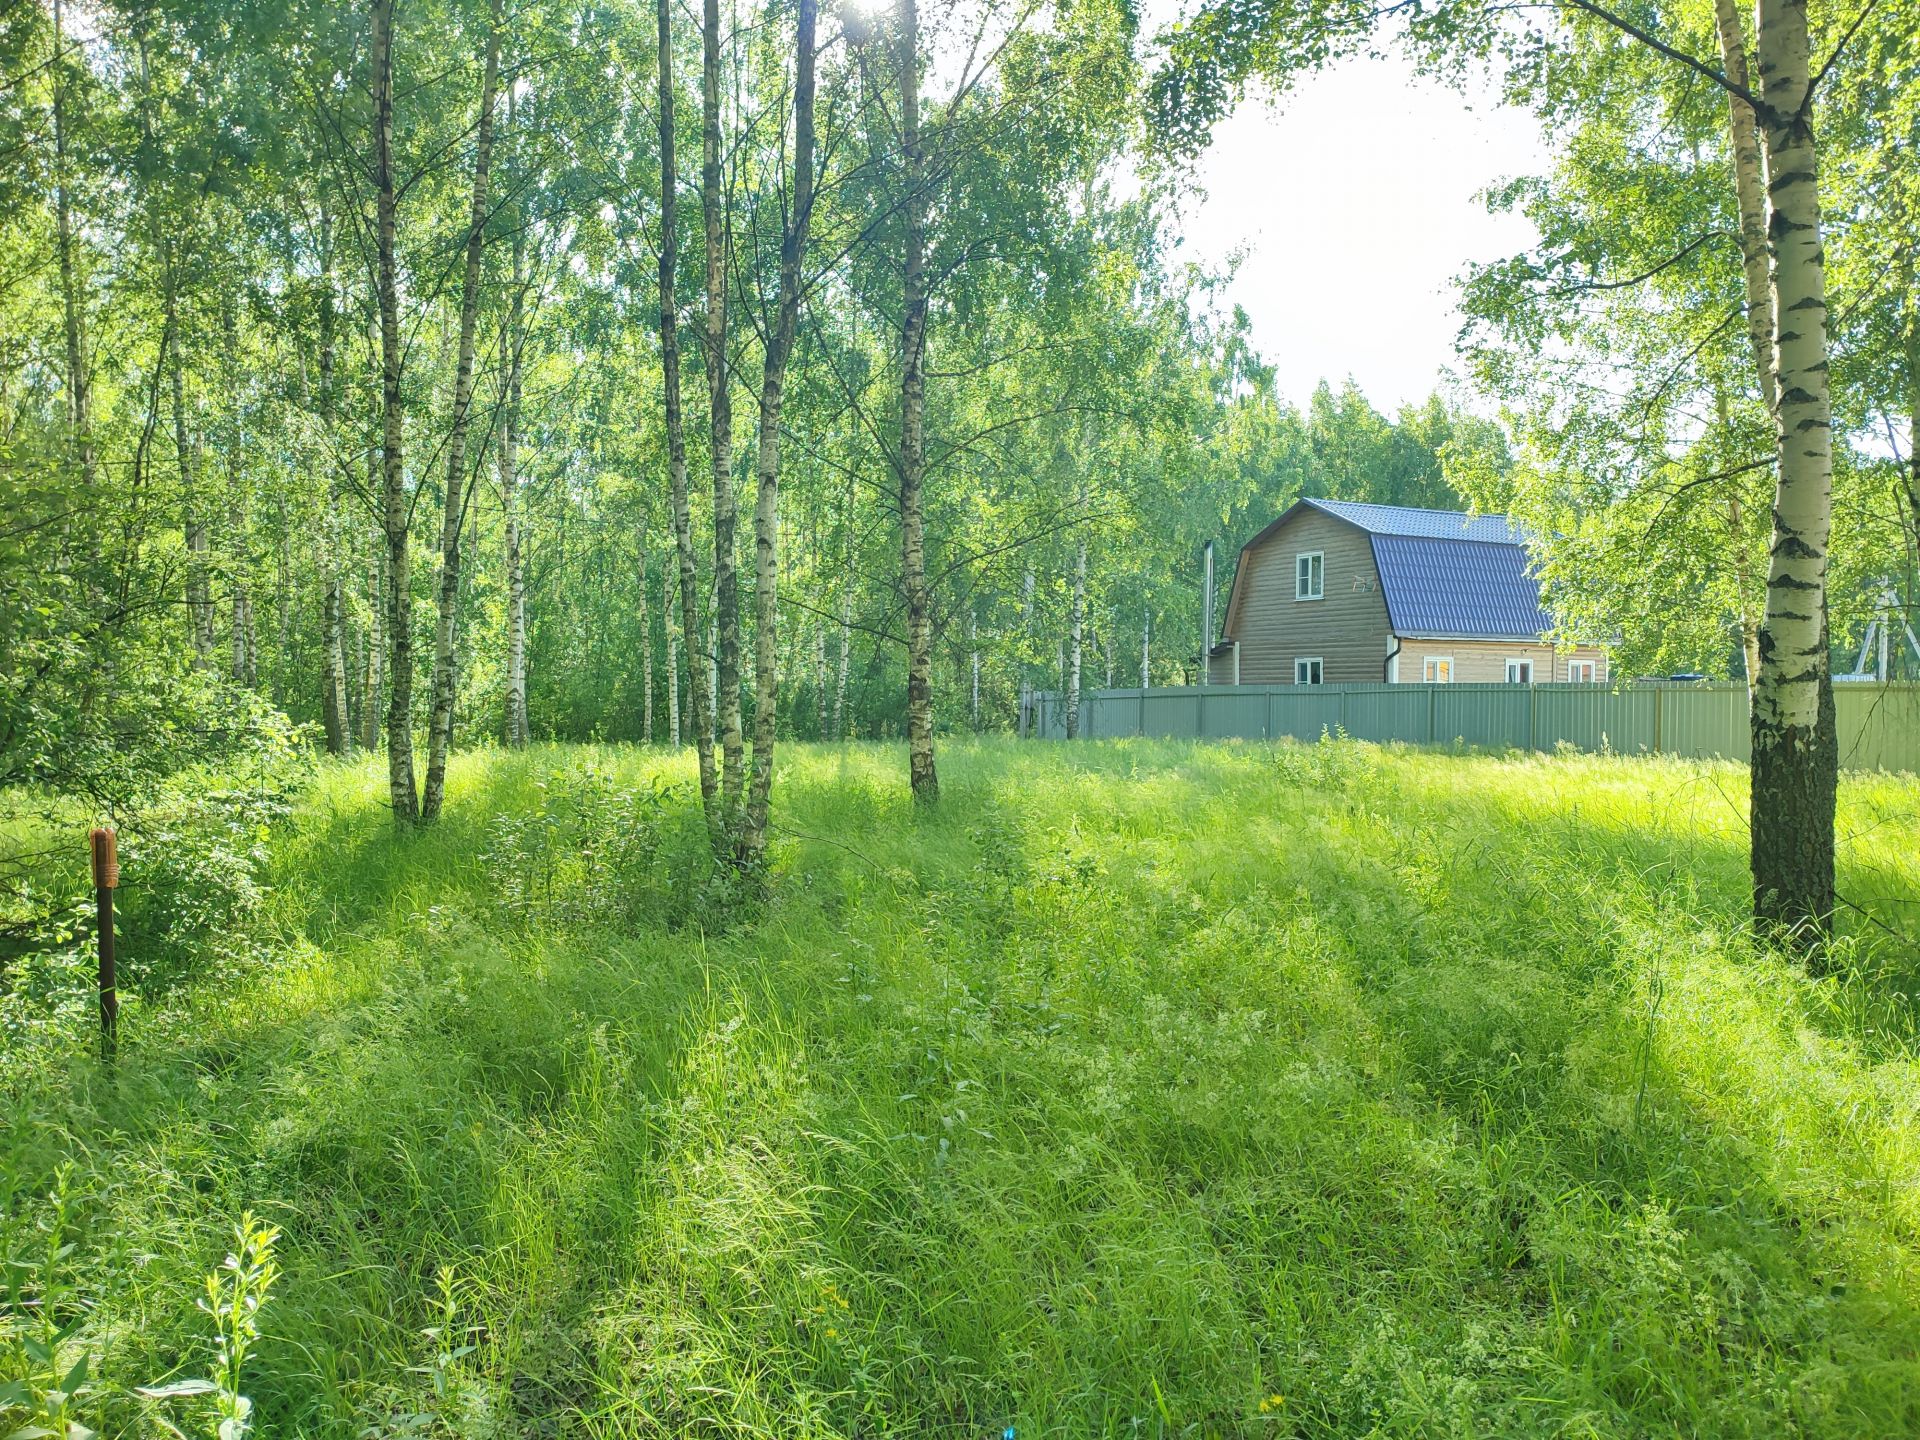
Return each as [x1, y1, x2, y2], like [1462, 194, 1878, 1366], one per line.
[137, 1213, 280, 1440]
[2, 740, 1918, 1437]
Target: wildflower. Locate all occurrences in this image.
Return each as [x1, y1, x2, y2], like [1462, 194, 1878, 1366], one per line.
[1257, 1393, 1285, 1414]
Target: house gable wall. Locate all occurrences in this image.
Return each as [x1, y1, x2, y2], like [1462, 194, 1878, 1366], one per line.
[1210, 508, 1389, 683]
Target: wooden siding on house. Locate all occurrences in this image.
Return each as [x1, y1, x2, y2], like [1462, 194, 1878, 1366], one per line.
[1396, 639, 1609, 684]
[1209, 509, 1389, 683]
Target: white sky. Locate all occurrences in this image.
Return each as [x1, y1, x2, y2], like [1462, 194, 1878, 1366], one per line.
[1160, 50, 1550, 414]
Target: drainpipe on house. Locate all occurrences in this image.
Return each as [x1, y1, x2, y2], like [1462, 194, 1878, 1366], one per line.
[1384, 634, 1402, 684]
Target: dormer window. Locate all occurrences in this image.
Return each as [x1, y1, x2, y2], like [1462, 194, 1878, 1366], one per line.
[1295, 551, 1323, 600]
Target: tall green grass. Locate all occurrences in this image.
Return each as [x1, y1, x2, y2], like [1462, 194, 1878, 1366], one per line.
[5, 738, 1920, 1436]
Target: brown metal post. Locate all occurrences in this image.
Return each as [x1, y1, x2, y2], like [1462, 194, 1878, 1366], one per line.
[89, 827, 118, 1058]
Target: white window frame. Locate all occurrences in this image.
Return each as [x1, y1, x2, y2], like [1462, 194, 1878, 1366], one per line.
[1295, 550, 1324, 601]
[1423, 656, 1453, 684]
[1505, 658, 1534, 684]
[1566, 658, 1599, 683]
[1295, 657, 1324, 686]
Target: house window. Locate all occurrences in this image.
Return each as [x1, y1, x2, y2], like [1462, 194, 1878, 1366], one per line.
[1295, 551, 1324, 601]
[1423, 656, 1453, 683]
[1295, 657, 1324, 685]
[1506, 659, 1533, 684]
[1567, 658, 1598, 683]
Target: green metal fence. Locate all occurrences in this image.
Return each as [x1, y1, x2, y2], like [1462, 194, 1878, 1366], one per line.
[1030, 682, 1920, 773]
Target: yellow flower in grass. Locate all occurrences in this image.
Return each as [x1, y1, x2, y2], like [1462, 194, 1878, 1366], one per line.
[1256, 1394, 1285, 1414]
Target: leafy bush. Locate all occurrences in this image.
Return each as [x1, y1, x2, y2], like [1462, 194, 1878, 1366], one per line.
[480, 760, 692, 931]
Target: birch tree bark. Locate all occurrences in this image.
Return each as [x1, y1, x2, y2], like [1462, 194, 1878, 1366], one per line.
[1749, 0, 1837, 941]
[702, 0, 746, 836]
[1065, 536, 1086, 739]
[166, 272, 216, 667]
[422, 0, 502, 822]
[815, 623, 829, 737]
[224, 299, 257, 688]
[660, 0, 720, 816]
[835, 472, 853, 740]
[664, 561, 682, 746]
[1712, 0, 1776, 412]
[362, 535, 384, 751]
[372, 0, 419, 822]
[969, 608, 979, 729]
[898, 0, 937, 802]
[51, 0, 94, 495]
[740, 0, 819, 863]
[500, 338, 529, 746]
[1141, 606, 1150, 687]
[638, 540, 654, 743]
[317, 214, 351, 752]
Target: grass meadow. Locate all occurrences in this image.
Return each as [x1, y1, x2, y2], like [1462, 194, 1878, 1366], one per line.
[5, 737, 1920, 1437]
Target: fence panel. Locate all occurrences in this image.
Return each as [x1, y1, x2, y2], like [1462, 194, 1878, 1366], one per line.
[1029, 682, 1918, 773]
[1432, 685, 1532, 751]
[1141, 688, 1200, 738]
[1341, 685, 1435, 744]
[1656, 685, 1749, 761]
[1837, 685, 1920, 772]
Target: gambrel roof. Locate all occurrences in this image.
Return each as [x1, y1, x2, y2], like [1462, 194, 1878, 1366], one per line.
[1221, 497, 1553, 643]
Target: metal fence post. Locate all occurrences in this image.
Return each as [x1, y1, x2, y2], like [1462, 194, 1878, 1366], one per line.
[90, 827, 118, 1060]
[1653, 685, 1664, 754]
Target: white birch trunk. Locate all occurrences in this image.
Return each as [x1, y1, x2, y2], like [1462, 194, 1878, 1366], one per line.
[1749, 0, 1837, 939]
[898, 0, 936, 801]
[422, 0, 501, 821]
[638, 541, 654, 743]
[372, 0, 418, 821]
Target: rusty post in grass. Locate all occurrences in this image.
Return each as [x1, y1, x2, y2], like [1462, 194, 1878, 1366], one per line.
[89, 826, 118, 1059]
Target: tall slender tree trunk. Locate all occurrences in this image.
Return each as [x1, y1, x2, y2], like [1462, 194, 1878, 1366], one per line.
[224, 299, 257, 688]
[969, 608, 979, 729]
[422, 0, 501, 820]
[815, 623, 829, 737]
[363, 534, 385, 751]
[638, 540, 655, 743]
[372, 0, 418, 822]
[51, 0, 94, 494]
[898, 0, 936, 802]
[1065, 536, 1086, 739]
[1017, 567, 1033, 738]
[835, 587, 851, 740]
[1710, 0, 1770, 698]
[1712, 0, 1777, 413]
[1904, 328, 1920, 549]
[1141, 605, 1151, 687]
[227, 485, 256, 685]
[659, 0, 719, 819]
[701, 0, 746, 837]
[665, 560, 682, 746]
[740, 0, 818, 863]
[500, 228, 530, 747]
[317, 214, 351, 751]
[834, 471, 853, 740]
[1749, 0, 1837, 944]
[166, 274, 216, 667]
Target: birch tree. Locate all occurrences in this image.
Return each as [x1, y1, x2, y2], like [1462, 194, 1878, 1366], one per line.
[372, 0, 417, 822]
[422, 0, 503, 822]
[741, 0, 820, 862]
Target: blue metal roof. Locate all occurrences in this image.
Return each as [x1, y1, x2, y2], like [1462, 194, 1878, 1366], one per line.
[1304, 497, 1531, 544]
[1369, 535, 1552, 639]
